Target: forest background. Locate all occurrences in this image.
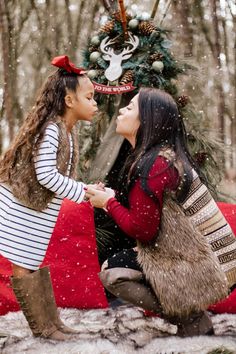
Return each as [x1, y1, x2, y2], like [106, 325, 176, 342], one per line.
[0, 0, 235, 199]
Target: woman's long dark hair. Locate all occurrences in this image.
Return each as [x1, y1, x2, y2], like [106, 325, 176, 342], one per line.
[119, 88, 204, 204]
[0, 69, 86, 182]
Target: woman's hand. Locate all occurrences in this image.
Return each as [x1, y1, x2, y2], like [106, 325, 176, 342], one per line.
[85, 187, 115, 209]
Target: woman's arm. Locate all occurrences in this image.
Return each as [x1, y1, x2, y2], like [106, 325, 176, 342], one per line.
[106, 182, 161, 243]
[107, 157, 178, 242]
[88, 157, 179, 243]
[34, 123, 86, 203]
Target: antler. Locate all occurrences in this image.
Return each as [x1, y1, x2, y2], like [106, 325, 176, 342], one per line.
[100, 37, 117, 56]
[122, 34, 139, 56]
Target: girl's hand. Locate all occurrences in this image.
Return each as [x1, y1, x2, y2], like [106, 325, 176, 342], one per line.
[85, 187, 115, 209]
[86, 182, 105, 191]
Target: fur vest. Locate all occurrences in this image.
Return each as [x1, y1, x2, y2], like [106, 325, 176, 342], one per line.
[137, 151, 229, 318]
[6, 120, 78, 211]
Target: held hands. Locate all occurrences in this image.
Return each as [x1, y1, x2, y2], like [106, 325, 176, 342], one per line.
[85, 185, 115, 209]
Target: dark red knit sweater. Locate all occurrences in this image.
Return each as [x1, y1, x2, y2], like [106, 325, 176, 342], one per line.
[107, 156, 179, 243]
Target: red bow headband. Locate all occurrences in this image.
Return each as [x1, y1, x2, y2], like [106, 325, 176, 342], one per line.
[51, 55, 86, 75]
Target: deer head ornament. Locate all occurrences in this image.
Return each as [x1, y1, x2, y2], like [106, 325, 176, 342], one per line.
[100, 32, 139, 82]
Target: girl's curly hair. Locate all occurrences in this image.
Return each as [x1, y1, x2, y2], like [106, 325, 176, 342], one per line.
[0, 69, 86, 183]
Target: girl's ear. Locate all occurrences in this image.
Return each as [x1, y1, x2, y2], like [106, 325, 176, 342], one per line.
[64, 94, 73, 108]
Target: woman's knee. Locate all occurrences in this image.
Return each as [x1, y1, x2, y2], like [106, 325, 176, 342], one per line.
[99, 267, 143, 290]
[101, 259, 108, 272]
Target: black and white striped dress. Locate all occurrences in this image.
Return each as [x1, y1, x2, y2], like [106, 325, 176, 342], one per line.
[0, 123, 85, 270]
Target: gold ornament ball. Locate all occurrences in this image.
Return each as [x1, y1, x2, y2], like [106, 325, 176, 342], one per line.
[152, 60, 164, 72]
[87, 70, 98, 80]
[90, 51, 101, 63]
[128, 19, 139, 30]
[91, 35, 100, 46]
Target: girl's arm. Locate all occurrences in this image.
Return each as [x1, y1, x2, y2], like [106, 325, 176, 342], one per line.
[34, 123, 85, 203]
[106, 157, 179, 243]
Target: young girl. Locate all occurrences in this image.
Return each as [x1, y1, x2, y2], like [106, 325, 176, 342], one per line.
[86, 88, 236, 337]
[0, 55, 98, 340]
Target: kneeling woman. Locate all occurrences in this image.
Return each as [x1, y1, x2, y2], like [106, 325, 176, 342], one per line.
[86, 88, 236, 337]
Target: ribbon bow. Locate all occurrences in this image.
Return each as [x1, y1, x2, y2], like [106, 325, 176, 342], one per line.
[51, 55, 86, 75]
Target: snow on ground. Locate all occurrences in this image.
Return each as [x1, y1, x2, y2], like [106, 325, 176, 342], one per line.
[0, 305, 236, 354]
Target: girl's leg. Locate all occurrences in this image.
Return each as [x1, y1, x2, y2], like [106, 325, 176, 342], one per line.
[39, 266, 79, 334]
[11, 264, 68, 340]
[12, 263, 32, 277]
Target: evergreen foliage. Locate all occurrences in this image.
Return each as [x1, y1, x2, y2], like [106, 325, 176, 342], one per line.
[81, 12, 223, 189]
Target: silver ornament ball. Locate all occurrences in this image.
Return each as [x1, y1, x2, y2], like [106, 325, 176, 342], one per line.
[152, 60, 164, 72]
[91, 35, 100, 46]
[128, 19, 139, 30]
[90, 51, 101, 63]
[87, 70, 98, 80]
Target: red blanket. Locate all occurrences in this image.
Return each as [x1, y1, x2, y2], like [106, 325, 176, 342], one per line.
[208, 202, 236, 314]
[0, 201, 235, 316]
[0, 200, 108, 315]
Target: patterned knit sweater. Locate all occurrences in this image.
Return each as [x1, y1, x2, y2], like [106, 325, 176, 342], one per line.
[180, 170, 236, 288]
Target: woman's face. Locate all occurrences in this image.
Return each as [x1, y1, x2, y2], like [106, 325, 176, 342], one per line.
[116, 94, 140, 146]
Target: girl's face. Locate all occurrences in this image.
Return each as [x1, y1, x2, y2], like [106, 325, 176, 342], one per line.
[116, 94, 140, 146]
[69, 76, 98, 122]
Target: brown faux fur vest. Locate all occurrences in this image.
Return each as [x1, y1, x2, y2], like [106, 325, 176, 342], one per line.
[137, 151, 229, 318]
[6, 121, 78, 211]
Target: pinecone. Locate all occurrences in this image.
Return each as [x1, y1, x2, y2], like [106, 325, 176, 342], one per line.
[149, 52, 164, 63]
[139, 21, 156, 35]
[112, 11, 132, 23]
[89, 46, 98, 53]
[120, 70, 134, 85]
[99, 20, 115, 34]
[177, 95, 189, 107]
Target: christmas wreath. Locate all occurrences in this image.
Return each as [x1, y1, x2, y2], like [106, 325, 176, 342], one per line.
[83, 11, 186, 98]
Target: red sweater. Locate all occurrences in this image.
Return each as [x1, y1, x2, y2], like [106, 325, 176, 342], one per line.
[107, 156, 179, 243]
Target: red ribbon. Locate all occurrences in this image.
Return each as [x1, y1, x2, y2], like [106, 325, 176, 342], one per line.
[51, 55, 86, 75]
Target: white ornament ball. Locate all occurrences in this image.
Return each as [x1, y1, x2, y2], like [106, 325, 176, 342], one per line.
[152, 60, 164, 72]
[91, 35, 100, 46]
[90, 51, 101, 63]
[128, 19, 139, 30]
[87, 70, 98, 80]
[140, 12, 151, 21]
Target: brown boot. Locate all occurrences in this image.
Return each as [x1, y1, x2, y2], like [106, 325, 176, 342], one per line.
[99, 268, 162, 313]
[39, 267, 79, 334]
[11, 270, 68, 341]
[168, 311, 214, 337]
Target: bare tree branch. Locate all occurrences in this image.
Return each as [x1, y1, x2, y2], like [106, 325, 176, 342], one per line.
[159, 0, 172, 26]
[151, 0, 160, 20]
[194, 0, 215, 55]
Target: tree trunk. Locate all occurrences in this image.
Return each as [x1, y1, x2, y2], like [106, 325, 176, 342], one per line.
[0, 0, 15, 142]
[232, 9, 236, 167]
[210, 0, 225, 151]
[172, 0, 193, 57]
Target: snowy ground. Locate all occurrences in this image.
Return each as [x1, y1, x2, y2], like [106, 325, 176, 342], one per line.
[0, 305, 236, 354]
